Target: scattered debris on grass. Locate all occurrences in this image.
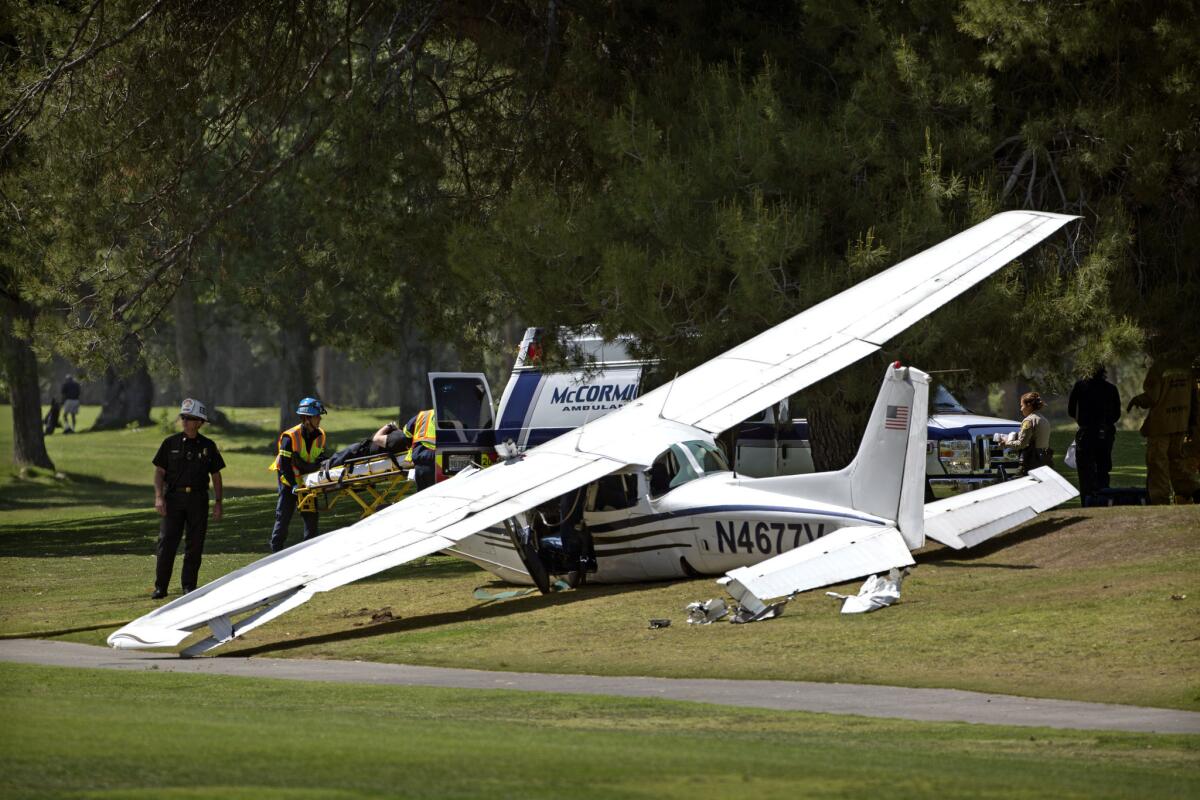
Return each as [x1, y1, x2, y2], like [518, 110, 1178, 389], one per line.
[825, 567, 911, 614]
[686, 598, 729, 624]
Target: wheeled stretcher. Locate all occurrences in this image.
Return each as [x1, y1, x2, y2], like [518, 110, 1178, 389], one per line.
[295, 451, 416, 517]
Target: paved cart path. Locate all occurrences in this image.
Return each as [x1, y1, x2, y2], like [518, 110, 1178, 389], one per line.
[2, 639, 1197, 734]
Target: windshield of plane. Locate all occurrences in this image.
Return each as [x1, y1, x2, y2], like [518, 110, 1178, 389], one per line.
[648, 441, 727, 498]
[684, 440, 730, 473]
[932, 385, 971, 414]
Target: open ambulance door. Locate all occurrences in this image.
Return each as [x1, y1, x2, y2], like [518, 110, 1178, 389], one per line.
[428, 372, 497, 480]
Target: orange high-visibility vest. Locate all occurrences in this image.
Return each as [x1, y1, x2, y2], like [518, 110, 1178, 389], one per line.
[404, 410, 437, 459]
[269, 423, 327, 480]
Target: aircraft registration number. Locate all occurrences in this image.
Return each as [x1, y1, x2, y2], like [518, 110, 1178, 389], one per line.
[714, 521, 827, 554]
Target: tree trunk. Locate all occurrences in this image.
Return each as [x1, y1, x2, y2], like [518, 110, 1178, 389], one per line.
[806, 368, 879, 472]
[315, 345, 333, 403]
[396, 332, 431, 423]
[93, 338, 155, 430]
[174, 278, 207, 397]
[172, 278, 231, 425]
[0, 293, 55, 470]
[276, 323, 315, 433]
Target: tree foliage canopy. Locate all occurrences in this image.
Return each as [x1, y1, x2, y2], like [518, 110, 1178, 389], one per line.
[2, 1, 1196, 463]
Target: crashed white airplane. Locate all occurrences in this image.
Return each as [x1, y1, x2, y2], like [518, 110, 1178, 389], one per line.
[110, 210, 1079, 655]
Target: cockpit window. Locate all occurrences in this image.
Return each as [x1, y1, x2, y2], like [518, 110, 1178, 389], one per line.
[588, 474, 637, 511]
[648, 441, 727, 498]
[932, 385, 970, 414]
[648, 444, 700, 498]
[685, 440, 729, 473]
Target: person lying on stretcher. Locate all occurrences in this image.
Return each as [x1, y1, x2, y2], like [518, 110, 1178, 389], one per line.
[312, 422, 413, 484]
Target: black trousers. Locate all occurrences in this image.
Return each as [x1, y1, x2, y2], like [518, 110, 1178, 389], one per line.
[1075, 426, 1115, 497]
[156, 490, 208, 593]
[269, 482, 318, 552]
[324, 438, 372, 471]
[412, 447, 435, 491]
[1019, 447, 1053, 475]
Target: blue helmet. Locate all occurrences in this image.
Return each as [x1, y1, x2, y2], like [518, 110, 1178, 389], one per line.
[296, 397, 327, 416]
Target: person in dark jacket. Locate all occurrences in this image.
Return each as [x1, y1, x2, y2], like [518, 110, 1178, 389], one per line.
[319, 420, 410, 475]
[1068, 366, 1121, 498]
[60, 374, 81, 433]
[151, 398, 225, 599]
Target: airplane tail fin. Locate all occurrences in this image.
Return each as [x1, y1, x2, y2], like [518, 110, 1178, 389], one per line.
[845, 364, 929, 549]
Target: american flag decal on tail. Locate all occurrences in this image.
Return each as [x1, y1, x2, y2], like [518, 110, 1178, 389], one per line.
[885, 405, 909, 430]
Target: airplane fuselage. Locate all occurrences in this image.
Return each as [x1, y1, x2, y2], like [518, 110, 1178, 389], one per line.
[448, 469, 890, 585]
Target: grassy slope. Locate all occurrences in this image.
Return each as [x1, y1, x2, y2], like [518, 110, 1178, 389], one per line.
[1, 662, 1197, 800]
[1, 406, 1196, 712]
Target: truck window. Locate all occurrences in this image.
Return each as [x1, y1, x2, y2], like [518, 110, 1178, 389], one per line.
[432, 376, 495, 430]
[932, 385, 970, 414]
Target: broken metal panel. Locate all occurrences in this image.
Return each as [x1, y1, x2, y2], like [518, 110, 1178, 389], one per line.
[685, 598, 729, 624]
[826, 567, 910, 614]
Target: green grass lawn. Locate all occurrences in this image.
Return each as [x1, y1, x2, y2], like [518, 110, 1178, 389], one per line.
[0, 405, 403, 524]
[1, 405, 1196, 796]
[1, 662, 1196, 800]
[0, 406, 1196, 711]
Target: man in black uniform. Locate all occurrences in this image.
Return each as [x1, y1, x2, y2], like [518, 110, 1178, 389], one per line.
[1068, 366, 1121, 500]
[151, 398, 225, 599]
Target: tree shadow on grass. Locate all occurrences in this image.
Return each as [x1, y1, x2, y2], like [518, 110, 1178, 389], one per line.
[0, 472, 152, 514]
[219, 425, 385, 456]
[0, 488, 423, 563]
[228, 580, 679, 658]
[917, 515, 1086, 569]
[0, 472, 266, 515]
[0, 494, 286, 558]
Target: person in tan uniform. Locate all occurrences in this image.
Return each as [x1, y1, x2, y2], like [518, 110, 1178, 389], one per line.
[1128, 358, 1198, 504]
[1004, 391, 1053, 475]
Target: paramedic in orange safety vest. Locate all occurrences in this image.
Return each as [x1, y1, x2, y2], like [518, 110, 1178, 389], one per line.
[269, 397, 327, 552]
[400, 409, 438, 491]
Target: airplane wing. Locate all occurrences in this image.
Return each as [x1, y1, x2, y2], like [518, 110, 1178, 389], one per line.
[923, 466, 1079, 549]
[641, 210, 1079, 437]
[108, 418, 706, 654]
[108, 210, 1074, 653]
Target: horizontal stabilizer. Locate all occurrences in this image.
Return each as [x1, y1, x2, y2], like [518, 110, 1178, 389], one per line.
[721, 524, 915, 607]
[924, 467, 1078, 549]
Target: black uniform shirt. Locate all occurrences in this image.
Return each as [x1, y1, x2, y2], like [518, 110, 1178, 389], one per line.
[380, 428, 412, 453]
[1068, 377, 1121, 428]
[153, 432, 226, 492]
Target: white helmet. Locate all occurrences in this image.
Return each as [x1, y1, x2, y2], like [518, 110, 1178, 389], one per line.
[179, 398, 209, 421]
